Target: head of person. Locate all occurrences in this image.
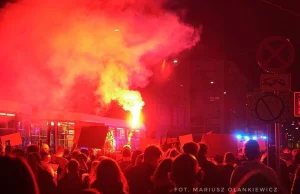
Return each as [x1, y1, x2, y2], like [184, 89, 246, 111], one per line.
[122, 148, 131, 159]
[152, 158, 172, 185]
[214, 155, 224, 165]
[198, 143, 208, 163]
[135, 153, 143, 165]
[27, 152, 42, 176]
[5, 145, 12, 156]
[71, 150, 81, 159]
[93, 158, 127, 193]
[171, 153, 199, 188]
[169, 149, 180, 158]
[244, 140, 260, 161]
[41, 144, 49, 153]
[183, 142, 199, 158]
[144, 145, 162, 168]
[123, 145, 131, 150]
[67, 159, 80, 174]
[40, 151, 51, 163]
[224, 152, 236, 165]
[77, 153, 88, 163]
[80, 149, 89, 157]
[0, 156, 39, 194]
[27, 144, 39, 154]
[131, 150, 143, 165]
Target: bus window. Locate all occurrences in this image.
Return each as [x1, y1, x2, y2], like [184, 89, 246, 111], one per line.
[57, 122, 74, 150]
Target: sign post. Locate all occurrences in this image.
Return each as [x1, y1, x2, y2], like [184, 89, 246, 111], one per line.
[255, 36, 295, 177]
[274, 122, 281, 177]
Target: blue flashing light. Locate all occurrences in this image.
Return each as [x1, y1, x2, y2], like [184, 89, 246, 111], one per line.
[262, 136, 267, 140]
[252, 136, 257, 140]
[244, 136, 250, 140]
[236, 135, 242, 139]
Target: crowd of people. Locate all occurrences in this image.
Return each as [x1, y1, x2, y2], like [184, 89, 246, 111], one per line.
[0, 140, 300, 194]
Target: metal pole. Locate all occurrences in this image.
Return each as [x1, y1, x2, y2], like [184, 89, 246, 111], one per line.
[267, 124, 271, 167]
[275, 122, 281, 176]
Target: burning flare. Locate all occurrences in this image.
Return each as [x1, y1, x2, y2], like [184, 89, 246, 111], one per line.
[0, 0, 200, 145]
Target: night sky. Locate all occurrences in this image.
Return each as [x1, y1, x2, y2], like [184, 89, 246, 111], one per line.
[169, 0, 300, 91]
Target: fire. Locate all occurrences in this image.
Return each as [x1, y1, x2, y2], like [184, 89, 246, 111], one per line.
[0, 0, 200, 136]
[113, 89, 144, 129]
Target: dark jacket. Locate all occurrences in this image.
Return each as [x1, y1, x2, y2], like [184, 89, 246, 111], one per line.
[57, 173, 84, 194]
[125, 162, 155, 194]
[91, 181, 127, 194]
[230, 160, 279, 188]
[198, 158, 218, 188]
[291, 165, 300, 194]
[262, 157, 291, 190]
[36, 165, 57, 194]
[218, 164, 235, 192]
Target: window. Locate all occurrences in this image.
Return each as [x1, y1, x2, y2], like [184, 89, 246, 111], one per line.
[209, 97, 220, 102]
[57, 122, 75, 150]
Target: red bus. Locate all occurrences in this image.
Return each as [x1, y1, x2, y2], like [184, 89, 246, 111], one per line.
[0, 100, 145, 152]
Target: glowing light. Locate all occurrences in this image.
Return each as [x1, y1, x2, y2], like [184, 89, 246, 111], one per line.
[68, 122, 75, 125]
[224, 92, 227, 94]
[6, 113, 15, 116]
[173, 60, 178, 63]
[262, 136, 267, 140]
[236, 135, 242, 139]
[51, 122, 54, 126]
[252, 136, 257, 140]
[58, 122, 61, 126]
[296, 127, 299, 129]
[244, 136, 250, 140]
[0, 113, 6, 116]
[0, 0, 199, 124]
[210, 81, 214, 84]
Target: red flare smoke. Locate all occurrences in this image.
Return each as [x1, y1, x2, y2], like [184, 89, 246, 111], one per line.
[0, 0, 200, 115]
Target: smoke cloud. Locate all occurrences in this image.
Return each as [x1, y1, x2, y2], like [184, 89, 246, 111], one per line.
[0, 0, 199, 114]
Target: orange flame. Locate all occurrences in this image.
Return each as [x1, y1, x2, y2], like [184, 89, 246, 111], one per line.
[0, 0, 200, 129]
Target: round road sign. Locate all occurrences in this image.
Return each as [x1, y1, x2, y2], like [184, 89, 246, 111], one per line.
[257, 36, 294, 73]
[255, 94, 284, 122]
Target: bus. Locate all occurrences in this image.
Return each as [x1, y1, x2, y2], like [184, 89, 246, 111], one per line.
[0, 100, 145, 152]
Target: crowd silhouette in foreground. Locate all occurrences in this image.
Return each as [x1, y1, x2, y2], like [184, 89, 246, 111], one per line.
[0, 140, 300, 194]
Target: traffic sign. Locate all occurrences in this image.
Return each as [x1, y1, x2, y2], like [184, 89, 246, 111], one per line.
[294, 92, 300, 117]
[260, 74, 291, 92]
[246, 92, 293, 125]
[257, 36, 294, 73]
[255, 95, 284, 122]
